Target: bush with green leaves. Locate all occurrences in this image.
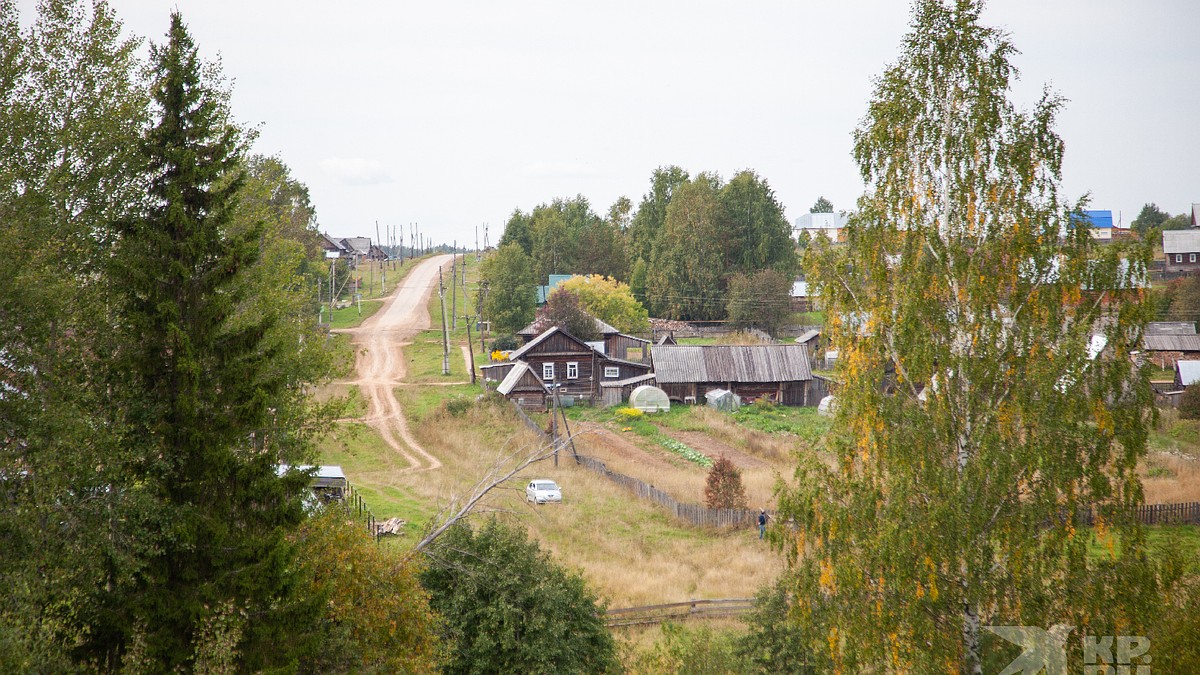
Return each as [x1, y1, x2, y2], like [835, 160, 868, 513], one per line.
[420, 518, 618, 674]
[1179, 384, 1200, 420]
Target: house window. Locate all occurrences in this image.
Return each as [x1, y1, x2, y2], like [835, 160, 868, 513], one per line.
[1177, 254, 1184, 263]
[604, 366, 620, 379]
[566, 362, 579, 379]
[542, 363, 554, 380]
[1191, 254, 1197, 263]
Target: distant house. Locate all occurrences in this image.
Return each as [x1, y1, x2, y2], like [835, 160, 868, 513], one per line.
[791, 279, 811, 312]
[493, 326, 651, 408]
[1192, 203, 1200, 228]
[1076, 210, 1115, 240]
[536, 274, 574, 305]
[650, 344, 816, 406]
[1144, 334, 1200, 370]
[367, 244, 388, 261]
[1163, 230, 1200, 273]
[340, 237, 373, 257]
[320, 233, 347, 258]
[794, 212, 849, 243]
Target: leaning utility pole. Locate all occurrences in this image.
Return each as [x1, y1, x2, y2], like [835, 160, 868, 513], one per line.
[439, 267, 450, 375]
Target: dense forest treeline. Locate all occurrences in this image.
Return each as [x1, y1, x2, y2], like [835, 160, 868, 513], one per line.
[484, 166, 800, 336]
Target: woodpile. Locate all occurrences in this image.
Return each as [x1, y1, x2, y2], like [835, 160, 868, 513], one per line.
[373, 517, 406, 537]
[649, 318, 692, 333]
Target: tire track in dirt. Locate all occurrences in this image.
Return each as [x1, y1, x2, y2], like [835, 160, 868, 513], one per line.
[333, 255, 453, 473]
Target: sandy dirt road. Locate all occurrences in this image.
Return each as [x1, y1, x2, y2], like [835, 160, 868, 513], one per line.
[335, 254, 453, 473]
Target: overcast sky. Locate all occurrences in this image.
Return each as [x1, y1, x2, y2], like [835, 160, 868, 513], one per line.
[20, 0, 1200, 245]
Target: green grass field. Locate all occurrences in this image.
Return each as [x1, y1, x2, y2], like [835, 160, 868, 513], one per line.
[328, 299, 383, 329]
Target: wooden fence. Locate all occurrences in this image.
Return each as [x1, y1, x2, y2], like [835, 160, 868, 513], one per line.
[605, 598, 755, 627]
[575, 454, 766, 529]
[1074, 501, 1200, 526]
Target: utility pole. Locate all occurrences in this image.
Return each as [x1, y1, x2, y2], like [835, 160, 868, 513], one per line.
[465, 314, 477, 385]
[451, 241, 457, 330]
[439, 267, 450, 375]
[479, 281, 489, 353]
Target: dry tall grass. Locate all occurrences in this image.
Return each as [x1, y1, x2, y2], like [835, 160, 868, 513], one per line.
[392, 394, 786, 607]
[1141, 453, 1200, 504]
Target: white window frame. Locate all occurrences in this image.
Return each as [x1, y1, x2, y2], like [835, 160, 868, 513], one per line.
[1177, 254, 1184, 263]
[542, 363, 554, 380]
[1191, 254, 1197, 263]
[566, 362, 579, 379]
[604, 366, 620, 379]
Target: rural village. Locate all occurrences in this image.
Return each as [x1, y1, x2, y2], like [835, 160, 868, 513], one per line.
[3, 0, 1199, 672]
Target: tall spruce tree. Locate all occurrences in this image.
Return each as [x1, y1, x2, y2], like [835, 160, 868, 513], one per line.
[788, 1, 1170, 672]
[107, 12, 310, 668]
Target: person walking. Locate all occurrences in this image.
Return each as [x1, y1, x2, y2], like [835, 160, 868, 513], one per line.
[757, 509, 768, 540]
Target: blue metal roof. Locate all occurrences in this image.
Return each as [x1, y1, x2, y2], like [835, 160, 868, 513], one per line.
[1080, 210, 1114, 229]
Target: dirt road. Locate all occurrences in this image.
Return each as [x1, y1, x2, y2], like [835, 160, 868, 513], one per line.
[336, 255, 453, 473]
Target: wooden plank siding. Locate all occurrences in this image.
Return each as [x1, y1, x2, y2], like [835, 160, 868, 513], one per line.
[504, 327, 651, 405]
[652, 344, 816, 406]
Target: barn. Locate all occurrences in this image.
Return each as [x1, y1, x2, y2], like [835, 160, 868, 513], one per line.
[650, 344, 816, 406]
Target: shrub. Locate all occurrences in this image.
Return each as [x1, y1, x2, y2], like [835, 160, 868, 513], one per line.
[421, 518, 618, 674]
[704, 455, 747, 510]
[490, 334, 519, 351]
[1180, 384, 1200, 420]
[615, 407, 644, 421]
[445, 397, 472, 417]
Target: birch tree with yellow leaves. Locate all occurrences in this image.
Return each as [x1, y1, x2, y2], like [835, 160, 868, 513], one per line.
[783, 1, 1176, 672]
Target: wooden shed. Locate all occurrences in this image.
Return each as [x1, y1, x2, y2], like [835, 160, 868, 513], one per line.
[496, 362, 551, 411]
[650, 344, 815, 406]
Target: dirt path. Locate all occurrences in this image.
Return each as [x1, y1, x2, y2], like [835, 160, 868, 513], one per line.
[334, 255, 453, 473]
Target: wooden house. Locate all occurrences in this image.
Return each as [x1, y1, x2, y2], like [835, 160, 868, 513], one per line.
[504, 327, 652, 405]
[650, 344, 815, 406]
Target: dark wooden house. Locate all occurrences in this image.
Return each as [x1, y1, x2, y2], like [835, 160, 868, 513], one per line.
[504, 327, 652, 404]
[650, 344, 815, 406]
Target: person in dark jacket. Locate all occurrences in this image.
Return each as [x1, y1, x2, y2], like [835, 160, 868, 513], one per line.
[758, 509, 768, 539]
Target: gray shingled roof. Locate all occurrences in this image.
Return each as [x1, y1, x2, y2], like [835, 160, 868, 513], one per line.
[1144, 335, 1200, 352]
[1162, 230, 1200, 255]
[651, 344, 813, 384]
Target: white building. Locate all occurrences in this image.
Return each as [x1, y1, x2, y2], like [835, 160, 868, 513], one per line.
[794, 212, 850, 243]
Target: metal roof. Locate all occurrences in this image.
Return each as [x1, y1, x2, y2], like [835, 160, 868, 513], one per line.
[497, 362, 548, 395]
[510, 326, 593, 360]
[651, 344, 813, 384]
[1144, 335, 1200, 352]
[1178, 360, 1200, 386]
[1162, 230, 1200, 254]
[1146, 322, 1196, 336]
[517, 315, 619, 336]
[795, 329, 820, 345]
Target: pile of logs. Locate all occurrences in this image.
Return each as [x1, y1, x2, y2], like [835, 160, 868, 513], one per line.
[373, 517, 406, 537]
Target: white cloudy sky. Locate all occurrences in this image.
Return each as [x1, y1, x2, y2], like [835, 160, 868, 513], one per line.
[20, 1, 1200, 245]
